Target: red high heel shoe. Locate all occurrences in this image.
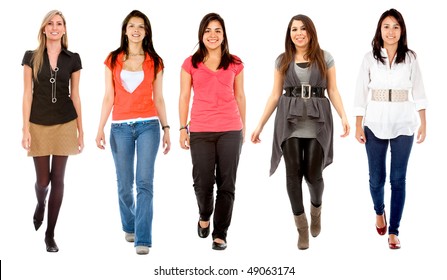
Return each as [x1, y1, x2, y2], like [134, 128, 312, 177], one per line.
[375, 212, 387, 236]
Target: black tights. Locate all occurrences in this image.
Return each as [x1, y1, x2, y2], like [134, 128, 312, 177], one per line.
[33, 155, 68, 239]
[281, 138, 324, 216]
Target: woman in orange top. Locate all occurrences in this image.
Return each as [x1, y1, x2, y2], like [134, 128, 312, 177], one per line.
[95, 10, 171, 255]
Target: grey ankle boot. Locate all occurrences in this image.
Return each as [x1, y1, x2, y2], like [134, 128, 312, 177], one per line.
[293, 213, 309, 250]
[310, 204, 322, 237]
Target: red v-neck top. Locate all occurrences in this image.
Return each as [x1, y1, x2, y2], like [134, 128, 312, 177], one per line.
[182, 55, 243, 132]
[105, 52, 163, 121]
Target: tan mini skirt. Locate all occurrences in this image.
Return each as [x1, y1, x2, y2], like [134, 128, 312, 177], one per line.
[28, 119, 79, 157]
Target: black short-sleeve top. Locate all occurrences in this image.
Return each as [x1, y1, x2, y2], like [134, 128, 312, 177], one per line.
[22, 49, 82, 125]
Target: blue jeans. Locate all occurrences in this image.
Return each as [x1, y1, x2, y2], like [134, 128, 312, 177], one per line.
[110, 120, 160, 247]
[364, 126, 413, 236]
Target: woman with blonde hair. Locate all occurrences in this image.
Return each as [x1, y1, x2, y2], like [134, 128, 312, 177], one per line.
[22, 10, 84, 253]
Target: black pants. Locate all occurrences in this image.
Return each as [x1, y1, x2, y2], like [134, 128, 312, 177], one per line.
[190, 130, 243, 241]
[281, 137, 324, 216]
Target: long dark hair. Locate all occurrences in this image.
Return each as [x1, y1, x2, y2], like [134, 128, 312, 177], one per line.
[108, 10, 163, 78]
[191, 12, 241, 69]
[372, 8, 415, 64]
[277, 14, 326, 77]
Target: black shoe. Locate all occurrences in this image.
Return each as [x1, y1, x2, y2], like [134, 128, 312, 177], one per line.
[33, 216, 42, 231]
[45, 237, 59, 253]
[33, 201, 46, 231]
[212, 240, 227, 250]
[197, 221, 210, 238]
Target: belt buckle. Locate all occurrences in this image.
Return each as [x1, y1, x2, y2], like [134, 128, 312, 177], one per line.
[301, 84, 311, 99]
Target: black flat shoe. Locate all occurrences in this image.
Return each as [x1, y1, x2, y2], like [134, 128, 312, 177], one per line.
[33, 201, 46, 231]
[45, 237, 59, 253]
[212, 240, 227, 250]
[33, 217, 42, 231]
[197, 221, 210, 238]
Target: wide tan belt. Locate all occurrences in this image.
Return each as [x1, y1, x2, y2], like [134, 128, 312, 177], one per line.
[372, 89, 408, 102]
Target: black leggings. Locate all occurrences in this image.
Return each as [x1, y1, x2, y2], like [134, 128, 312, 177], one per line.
[281, 137, 324, 216]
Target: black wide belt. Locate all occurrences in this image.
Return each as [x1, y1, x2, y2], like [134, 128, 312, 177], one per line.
[284, 85, 325, 98]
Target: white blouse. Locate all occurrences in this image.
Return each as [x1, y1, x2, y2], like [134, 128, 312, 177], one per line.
[354, 48, 428, 139]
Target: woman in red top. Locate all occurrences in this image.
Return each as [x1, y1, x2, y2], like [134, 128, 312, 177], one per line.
[95, 10, 171, 255]
[179, 12, 246, 250]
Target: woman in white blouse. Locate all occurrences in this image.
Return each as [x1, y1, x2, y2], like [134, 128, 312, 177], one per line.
[354, 8, 427, 250]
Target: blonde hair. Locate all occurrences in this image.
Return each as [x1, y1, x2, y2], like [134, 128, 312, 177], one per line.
[32, 10, 68, 80]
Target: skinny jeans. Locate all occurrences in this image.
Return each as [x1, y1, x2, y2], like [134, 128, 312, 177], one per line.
[364, 126, 413, 236]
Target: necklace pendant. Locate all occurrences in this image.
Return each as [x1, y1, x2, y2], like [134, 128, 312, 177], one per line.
[50, 65, 58, 104]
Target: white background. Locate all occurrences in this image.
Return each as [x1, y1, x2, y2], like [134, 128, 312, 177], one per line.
[1, 0, 445, 279]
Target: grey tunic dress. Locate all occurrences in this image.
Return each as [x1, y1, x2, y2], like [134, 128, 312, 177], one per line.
[269, 53, 334, 176]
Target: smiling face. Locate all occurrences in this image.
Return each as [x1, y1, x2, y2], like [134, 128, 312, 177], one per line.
[381, 16, 401, 48]
[125, 16, 146, 43]
[44, 14, 65, 41]
[202, 20, 224, 51]
[290, 20, 309, 49]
